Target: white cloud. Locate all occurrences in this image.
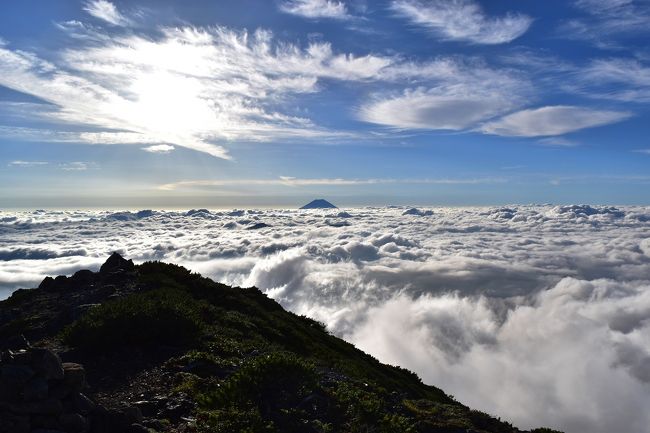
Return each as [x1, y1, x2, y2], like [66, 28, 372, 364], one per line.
[560, 0, 650, 46]
[83, 0, 131, 26]
[59, 161, 92, 171]
[280, 0, 350, 19]
[359, 59, 530, 130]
[8, 160, 48, 167]
[391, 0, 532, 44]
[0, 25, 402, 159]
[577, 58, 650, 102]
[481, 106, 632, 137]
[635, 149, 650, 155]
[538, 137, 580, 146]
[143, 144, 175, 154]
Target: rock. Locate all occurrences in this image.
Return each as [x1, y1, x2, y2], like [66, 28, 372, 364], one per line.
[30, 349, 64, 381]
[22, 377, 49, 401]
[125, 424, 149, 433]
[120, 406, 143, 424]
[30, 414, 59, 429]
[10, 398, 63, 415]
[58, 413, 88, 433]
[99, 253, 135, 274]
[37, 277, 55, 291]
[131, 400, 156, 417]
[30, 430, 66, 433]
[62, 363, 86, 392]
[1, 364, 36, 387]
[69, 270, 94, 285]
[1, 335, 30, 351]
[0, 412, 29, 433]
[70, 392, 95, 415]
[47, 383, 70, 401]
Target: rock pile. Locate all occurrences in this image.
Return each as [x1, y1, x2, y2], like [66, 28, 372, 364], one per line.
[0, 336, 145, 433]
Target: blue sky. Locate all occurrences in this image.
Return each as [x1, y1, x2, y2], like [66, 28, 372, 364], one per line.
[1, 0, 649, 208]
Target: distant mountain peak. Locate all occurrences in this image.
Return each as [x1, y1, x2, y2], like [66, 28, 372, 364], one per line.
[300, 199, 337, 209]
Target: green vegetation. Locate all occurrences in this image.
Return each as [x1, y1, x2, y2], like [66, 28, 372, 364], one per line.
[62, 287, 207, 349]
[58, 260, 561, 433]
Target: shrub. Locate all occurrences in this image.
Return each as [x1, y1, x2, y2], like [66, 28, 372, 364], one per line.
[62, 288, 205, 351]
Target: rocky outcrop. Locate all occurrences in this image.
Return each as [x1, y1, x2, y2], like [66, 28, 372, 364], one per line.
[0, 337, 147, 433]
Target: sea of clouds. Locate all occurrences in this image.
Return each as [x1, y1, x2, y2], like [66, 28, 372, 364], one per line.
[1, 205, 649, 433]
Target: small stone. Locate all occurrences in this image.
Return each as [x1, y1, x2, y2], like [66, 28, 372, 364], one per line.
[62, 363, 86, 391]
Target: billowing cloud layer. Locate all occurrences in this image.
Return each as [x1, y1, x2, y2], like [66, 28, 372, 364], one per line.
[1, 205, 649, 433]
[391, 0, 532, 44]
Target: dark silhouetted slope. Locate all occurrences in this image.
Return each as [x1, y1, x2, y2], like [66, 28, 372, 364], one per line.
[0, 254, 562, 433]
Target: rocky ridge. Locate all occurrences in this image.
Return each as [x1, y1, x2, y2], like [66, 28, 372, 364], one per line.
[0, 254, 563, 433]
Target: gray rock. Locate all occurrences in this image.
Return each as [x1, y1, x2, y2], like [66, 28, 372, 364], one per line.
[1, 335, 30, 351]
[1, 364, 35, 387]
[10, 398, 63, 415]
[70, 392, 95, 415]
[58, 413, 88, 433]
[30, 349, 64, 381]
[22, 377, 49, 402]
[125, 424, 149, 433]
[0, 412, 29, 433]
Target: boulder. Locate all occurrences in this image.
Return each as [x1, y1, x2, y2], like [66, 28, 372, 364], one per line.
[31, 349, 64, 381]
[62, 363, 86, 392]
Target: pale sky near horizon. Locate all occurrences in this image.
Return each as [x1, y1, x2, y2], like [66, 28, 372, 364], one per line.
[1, 0, 650, 207]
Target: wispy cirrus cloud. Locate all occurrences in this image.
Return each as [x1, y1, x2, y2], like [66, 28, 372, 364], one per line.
[575, 58, 650, 102]
[59, 161, 94, 171]
[480, 106, 632, 137]
[83, 0, 131, 26]
[279, 0, 350, 20]
[390, 0, 532, 44]
[559, 0, 650, 46]
[8, 160, 48, 167]
[0, 24, 398, 158]
[158, 176, 505, 191]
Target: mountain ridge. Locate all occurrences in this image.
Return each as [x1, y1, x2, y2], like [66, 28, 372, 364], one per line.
[0, 254, 562, 433]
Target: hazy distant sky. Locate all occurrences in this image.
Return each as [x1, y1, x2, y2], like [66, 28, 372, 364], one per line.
[1, 0, 650, 207]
